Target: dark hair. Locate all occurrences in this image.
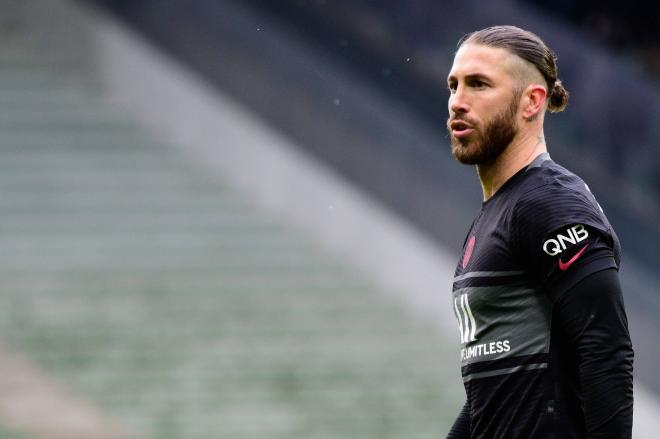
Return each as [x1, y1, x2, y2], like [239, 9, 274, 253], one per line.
[458, 25, 569, 113]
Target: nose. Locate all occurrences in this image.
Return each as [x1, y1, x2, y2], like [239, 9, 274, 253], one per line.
[449, 85, 469, 115]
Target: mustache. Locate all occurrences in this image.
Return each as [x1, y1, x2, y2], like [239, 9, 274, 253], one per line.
[447, 115, 478, 130]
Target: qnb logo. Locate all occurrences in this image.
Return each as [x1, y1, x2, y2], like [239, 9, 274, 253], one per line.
[453, 293, 477, 344]
[542, 224, 589, 256]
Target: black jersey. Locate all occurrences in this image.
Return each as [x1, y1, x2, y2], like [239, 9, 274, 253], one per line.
[450, 153, 631, 438]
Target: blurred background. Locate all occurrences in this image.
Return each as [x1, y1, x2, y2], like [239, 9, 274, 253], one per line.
[0, 0, 657, 437]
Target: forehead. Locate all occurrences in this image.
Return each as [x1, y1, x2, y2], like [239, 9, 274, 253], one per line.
[448, 43, 514, 81]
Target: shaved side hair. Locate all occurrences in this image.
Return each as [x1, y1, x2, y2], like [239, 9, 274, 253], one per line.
[458, 25, 569, 113]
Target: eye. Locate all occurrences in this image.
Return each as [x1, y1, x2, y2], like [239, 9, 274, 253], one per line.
[447, 82, 457, 93]
[470, 78, 488, 88]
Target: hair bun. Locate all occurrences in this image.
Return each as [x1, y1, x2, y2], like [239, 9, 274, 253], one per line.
[548, 79, 569, 113]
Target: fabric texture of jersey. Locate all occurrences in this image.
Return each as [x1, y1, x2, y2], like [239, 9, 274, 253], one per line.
[450, 153, 625, 438]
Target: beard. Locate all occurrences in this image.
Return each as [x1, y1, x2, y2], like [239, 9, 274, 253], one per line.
[448, 92, 520, 165]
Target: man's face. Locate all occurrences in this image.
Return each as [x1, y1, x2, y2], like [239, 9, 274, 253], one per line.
[446, 44, 522, 165]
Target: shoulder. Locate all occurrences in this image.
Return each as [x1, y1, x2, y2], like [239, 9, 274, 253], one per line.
[508, 161, 620, 294]
[512, 161, 607, 234]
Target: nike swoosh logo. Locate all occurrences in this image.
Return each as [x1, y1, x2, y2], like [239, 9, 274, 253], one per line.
[558, 244, 589, 271]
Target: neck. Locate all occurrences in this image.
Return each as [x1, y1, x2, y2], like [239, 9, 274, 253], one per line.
[476, 129, 547, 201]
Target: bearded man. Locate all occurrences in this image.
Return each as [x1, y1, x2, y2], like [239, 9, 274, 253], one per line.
[445, 26, 633, 438]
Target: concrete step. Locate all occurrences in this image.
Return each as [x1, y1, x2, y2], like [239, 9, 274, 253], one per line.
[1, 130, 170, 149]
[0, 108, 133, 127]
[0, 150, 195, 169]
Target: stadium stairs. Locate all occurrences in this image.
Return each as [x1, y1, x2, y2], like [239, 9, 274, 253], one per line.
[0, 28, 463, 439]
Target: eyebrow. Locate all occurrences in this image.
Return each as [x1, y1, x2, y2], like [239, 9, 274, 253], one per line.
[447, 73, 493, 84]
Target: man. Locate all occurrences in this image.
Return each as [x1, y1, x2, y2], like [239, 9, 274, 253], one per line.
[445, 26, 634, 438]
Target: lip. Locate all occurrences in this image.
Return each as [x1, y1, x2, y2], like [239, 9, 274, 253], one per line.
[450, 120, 474, 138]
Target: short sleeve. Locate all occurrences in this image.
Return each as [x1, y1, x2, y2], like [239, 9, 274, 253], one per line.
[512, 184, 618, 301]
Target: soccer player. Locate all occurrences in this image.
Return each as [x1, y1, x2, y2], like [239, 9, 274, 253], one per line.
[445, 26, 634, 438]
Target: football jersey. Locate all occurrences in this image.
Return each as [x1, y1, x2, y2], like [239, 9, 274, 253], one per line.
[451, 153, 621, 438]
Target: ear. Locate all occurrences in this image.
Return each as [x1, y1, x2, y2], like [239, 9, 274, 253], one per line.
[522, 84, 547, 121]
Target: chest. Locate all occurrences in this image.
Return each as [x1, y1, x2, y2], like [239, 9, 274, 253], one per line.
[455, 203, 520, 278]
[451, 204, 552, 364]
